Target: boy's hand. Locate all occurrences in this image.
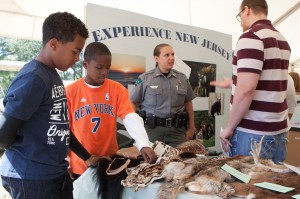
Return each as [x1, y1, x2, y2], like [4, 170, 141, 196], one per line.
[140, 147, 157, 163]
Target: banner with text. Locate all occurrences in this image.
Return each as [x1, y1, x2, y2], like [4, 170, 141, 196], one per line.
[86, 4, 232, 151]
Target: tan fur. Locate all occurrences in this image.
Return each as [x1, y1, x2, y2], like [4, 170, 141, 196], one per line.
[123, 139, 300, 199]
[175, 139, 209, 156]
[157, 180, 185, 199]
[157, 155, 299, 199]
[231, 172, 300, 198]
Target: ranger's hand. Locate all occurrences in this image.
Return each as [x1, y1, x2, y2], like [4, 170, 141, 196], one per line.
[186, 128, 196, 140]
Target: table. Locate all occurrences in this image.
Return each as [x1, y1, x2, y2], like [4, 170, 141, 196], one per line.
[122, 182, 238, 199]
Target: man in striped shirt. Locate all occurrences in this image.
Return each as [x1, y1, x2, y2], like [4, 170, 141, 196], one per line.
[220, 0, 291, 163]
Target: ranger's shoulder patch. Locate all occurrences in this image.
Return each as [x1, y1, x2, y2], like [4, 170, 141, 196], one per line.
[135, 78, 142, 85]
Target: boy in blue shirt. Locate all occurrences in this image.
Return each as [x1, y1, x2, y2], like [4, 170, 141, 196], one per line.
[0, 12, 97, 199]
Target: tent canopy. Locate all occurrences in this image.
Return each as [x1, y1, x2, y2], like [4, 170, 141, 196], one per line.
[1, 0, 299, 71]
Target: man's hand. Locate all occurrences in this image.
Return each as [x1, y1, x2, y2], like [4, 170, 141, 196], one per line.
[219, 127, 234, 151]
[210, 77, 232, 88]
[140, 147, 156, 163]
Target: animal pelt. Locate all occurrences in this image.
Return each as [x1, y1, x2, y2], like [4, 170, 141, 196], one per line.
[121, 158, 168, 191]
[175, 139, 209, 156]
[158, 156, 234, 199]
[157, 155, 298, 199]
[121, 140, 209, 191]
[231, 172, 300, 198]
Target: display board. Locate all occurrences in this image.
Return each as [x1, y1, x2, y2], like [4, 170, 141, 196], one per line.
[85, 4, 232, 152]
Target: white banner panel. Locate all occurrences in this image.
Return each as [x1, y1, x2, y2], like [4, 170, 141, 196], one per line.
[86, 4, 232, 152]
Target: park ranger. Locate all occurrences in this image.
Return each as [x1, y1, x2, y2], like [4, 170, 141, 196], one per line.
[130, 43, 196, 147]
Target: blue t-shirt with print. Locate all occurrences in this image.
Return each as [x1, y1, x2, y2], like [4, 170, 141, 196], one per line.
[0, 59, 70, 180]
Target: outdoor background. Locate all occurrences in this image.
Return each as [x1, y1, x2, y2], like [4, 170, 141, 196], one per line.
[0, 36, 84, 99]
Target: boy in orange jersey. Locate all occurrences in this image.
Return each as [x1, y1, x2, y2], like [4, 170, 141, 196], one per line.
[66, 42, 156, 178]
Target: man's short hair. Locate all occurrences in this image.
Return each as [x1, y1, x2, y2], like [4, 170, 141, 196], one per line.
[241, 0, 268, 16]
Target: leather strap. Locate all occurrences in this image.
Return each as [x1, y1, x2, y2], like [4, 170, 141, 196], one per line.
[106, 158, 131, 175]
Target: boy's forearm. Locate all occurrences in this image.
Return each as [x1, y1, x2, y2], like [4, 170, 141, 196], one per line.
[0, 112, 23, 149]
[69, 131, 91, 161]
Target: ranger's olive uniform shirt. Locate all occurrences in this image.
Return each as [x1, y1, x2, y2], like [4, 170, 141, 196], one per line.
[130, 67, 195, 118]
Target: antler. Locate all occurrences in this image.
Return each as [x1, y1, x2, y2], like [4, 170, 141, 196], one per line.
[250, 136, 265, 165]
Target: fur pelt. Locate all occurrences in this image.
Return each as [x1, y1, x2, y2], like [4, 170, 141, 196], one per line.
[121, 140, 209, 191]
[121, 139, 300, 199]
[157, 155, 299, 199]
[231, 172, 300, 198]
[154, 136, 299, 199]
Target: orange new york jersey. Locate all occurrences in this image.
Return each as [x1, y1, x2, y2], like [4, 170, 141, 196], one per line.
[66, 78, 133, 174]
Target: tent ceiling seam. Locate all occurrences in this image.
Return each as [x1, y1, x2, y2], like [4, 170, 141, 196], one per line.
[273, 1, 300, 27]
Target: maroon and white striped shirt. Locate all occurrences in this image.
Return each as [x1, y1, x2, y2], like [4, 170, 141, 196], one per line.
[231, 20, 291, 135]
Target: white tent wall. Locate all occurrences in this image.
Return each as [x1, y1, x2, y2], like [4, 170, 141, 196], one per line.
[1, 0, 299, 69]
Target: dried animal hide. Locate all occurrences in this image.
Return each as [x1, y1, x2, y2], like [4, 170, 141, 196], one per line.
[121, 140, 209, 191]
[157, 156, 298, 199]
[152, 141, 180, 158]
[95, 140, 207, 198]
[158, 156, 234, 199]
[158, 136, 299, 199]
[121, 159, 167, 191]
[231, 172, 300, 198]
[175, 139, 209, 156]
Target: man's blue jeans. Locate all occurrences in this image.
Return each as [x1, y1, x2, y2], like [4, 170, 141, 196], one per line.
[1, 172, 73, 199]
[230, 130, 287, 163]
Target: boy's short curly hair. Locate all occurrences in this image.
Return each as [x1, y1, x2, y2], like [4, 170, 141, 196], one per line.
[42, 12, 89, 46]
[84, 42, 111, 63]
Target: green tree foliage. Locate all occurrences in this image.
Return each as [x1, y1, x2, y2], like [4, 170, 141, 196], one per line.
[0, 36, 83, 98]
[59, 53, 83, 80]
[0, 71, 17, 98]
[0, 38, 11, 60]
[0, 37, 41, 61]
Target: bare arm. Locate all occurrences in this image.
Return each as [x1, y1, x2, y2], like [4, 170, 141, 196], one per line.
[210, 77, 232, 88]
[131, 102, 138, 112]
[220, 72, 259, 145]
[185, 101, 196, 140]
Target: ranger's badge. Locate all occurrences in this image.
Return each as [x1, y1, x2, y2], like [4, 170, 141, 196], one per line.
[135, 78, 142, 85]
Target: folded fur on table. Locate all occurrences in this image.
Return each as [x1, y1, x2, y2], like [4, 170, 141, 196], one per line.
[122, 138, 300, 199]
[157, 137, 300, 199]
[159, 155, 299, 199]
[231, 171, 300, 199]
[121, 139, 208, 191]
